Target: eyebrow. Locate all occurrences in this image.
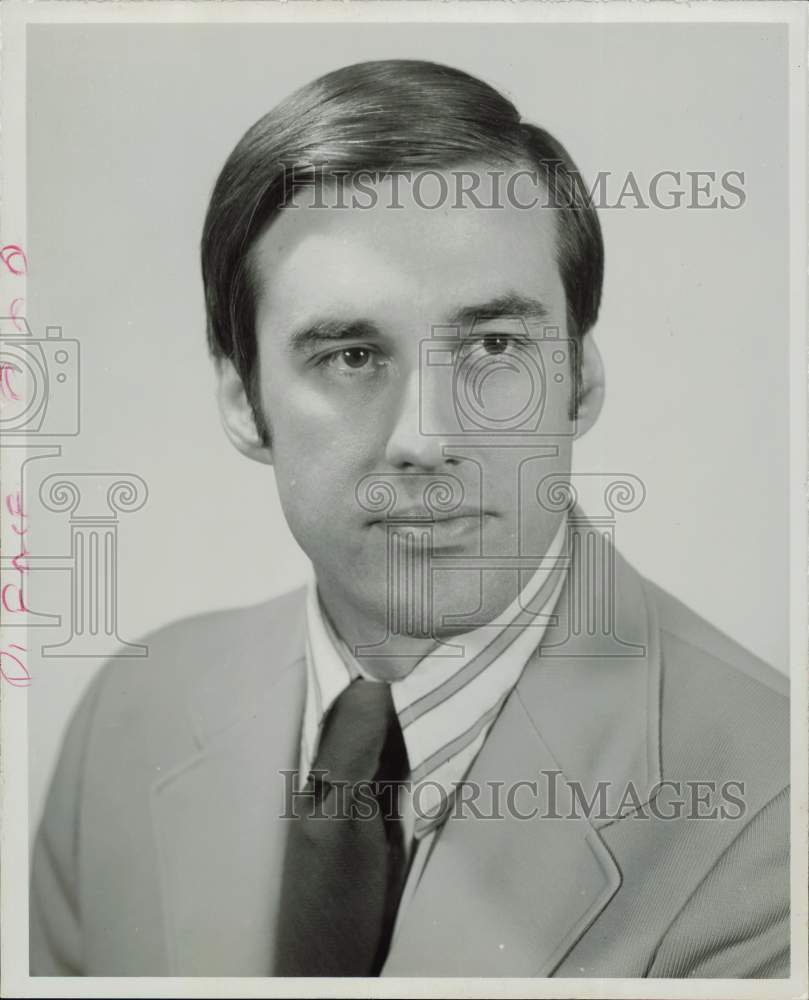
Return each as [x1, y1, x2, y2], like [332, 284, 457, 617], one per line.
[286, 292, 551, 354]
[288, 319, 381, 354]
[447, 292, 550, 327]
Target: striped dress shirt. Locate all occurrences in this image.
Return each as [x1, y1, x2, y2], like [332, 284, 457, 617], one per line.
[300, 513, 570, 841]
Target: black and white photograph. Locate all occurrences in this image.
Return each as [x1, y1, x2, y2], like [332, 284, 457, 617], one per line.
[1, 2, 806, 997]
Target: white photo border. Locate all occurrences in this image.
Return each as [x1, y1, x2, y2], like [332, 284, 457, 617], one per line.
[1, 2, 806, 998]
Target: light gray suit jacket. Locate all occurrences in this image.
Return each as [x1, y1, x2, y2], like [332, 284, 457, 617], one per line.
[30, 539, 790, 978]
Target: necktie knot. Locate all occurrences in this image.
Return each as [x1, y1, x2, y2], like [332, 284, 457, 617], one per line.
[312, 678, 397, 787]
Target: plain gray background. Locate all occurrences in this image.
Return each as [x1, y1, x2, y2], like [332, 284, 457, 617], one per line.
[26, 22, 790, 838]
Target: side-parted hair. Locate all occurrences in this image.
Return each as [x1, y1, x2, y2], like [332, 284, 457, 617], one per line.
[201, 59, 604, 428]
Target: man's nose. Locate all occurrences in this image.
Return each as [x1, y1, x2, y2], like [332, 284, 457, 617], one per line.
[384, 368, 456, 470]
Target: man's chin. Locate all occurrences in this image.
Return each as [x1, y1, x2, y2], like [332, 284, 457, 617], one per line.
[369, 568, 521, 644]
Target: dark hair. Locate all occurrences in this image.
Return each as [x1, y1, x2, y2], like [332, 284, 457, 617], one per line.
[201, 59, 604, 433]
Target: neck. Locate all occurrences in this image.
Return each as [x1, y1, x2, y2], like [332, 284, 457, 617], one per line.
[315, 585, 440, 682]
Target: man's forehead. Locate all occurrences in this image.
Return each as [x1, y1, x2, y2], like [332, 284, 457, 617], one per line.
[251, 164, 563, 327]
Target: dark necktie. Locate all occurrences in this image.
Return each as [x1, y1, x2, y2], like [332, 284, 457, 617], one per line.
[274, 678, 409, 976]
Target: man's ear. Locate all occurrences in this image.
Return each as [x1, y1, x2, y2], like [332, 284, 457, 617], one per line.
[575, 333, 605, 438]
[216, 358, 273, 465]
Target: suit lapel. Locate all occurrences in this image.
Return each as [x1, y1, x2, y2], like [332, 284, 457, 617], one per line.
[382, 689, 622, 977]
[384, 529, 661, 977]
[150, 594, 308, 975]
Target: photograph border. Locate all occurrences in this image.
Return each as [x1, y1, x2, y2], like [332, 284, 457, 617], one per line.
[1, 2, 806, 998]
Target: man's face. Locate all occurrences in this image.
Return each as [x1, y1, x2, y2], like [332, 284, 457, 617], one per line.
[249, 166, 576, 649]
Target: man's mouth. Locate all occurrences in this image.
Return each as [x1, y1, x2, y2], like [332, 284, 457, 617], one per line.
[367, 510, 496, 550]
[367, 507, 493, 525]
[366, 509, 497, 548]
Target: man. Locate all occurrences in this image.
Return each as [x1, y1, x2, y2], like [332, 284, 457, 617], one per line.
[30, 59, 789, 978]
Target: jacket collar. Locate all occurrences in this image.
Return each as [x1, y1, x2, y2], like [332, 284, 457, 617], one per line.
[523, 524, 662, 828]
[187, 590, 307, 747]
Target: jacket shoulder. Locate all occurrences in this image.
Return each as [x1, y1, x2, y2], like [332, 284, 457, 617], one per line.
[643, 577, 789, 801]
[646, 577, 788, 698]
[85, 587, 307, 755]
[104, 586, 305, 691]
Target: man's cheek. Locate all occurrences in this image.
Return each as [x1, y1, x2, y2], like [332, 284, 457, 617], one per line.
[276, 465, 352, 530]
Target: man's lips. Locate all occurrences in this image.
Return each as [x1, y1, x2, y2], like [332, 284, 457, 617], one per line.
[365, 510, 498, 550]
[367, 509, 495, 525]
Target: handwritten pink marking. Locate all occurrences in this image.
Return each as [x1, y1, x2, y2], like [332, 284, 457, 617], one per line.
[0, 244, 28, 276]
[2, 583, 29, 613]
[5, 492, 23, 518]
[9, 297, 25, 332]
[11, 544, 29, 575]
[1, 644, 31, 687]
[0, 362, 21, 401]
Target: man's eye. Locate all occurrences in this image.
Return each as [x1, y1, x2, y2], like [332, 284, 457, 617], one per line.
[316, 345, 384, 375]
[470, 334, 530, 357]
[340, 347, 372, 369]
[482, 335, 510, 356]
